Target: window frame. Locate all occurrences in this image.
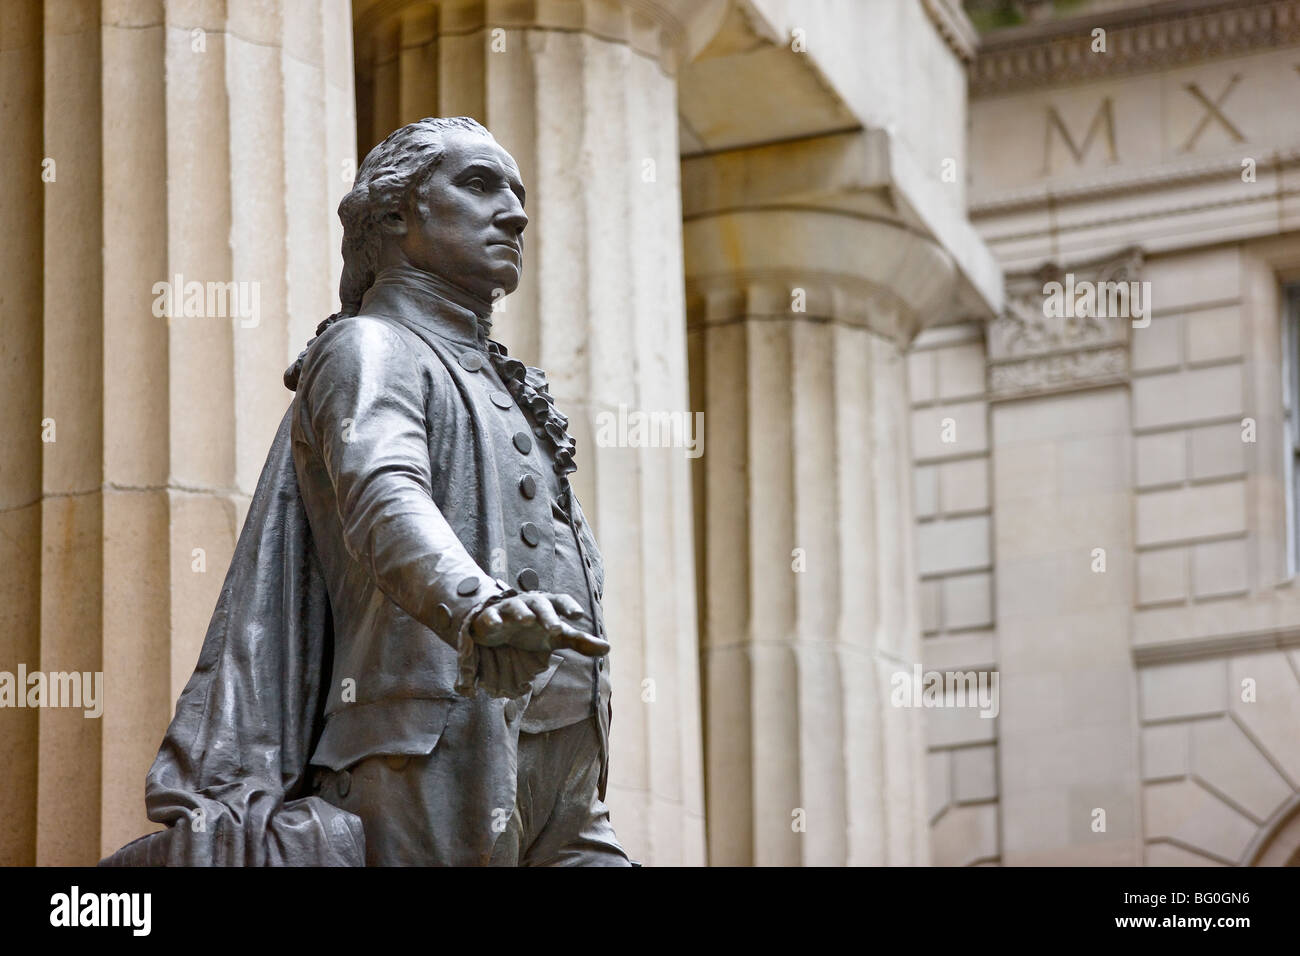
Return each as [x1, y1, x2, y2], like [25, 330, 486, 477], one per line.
[1283, 283, 1300, 578]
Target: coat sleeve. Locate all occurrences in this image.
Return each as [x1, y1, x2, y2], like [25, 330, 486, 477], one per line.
[296, 316, 550, 698]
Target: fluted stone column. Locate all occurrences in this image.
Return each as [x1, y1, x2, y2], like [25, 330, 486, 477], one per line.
[684, 139, 959, 865]
[0, 0, 45, 868]
[351, 0, 723, 865]
[0, 0, 356, 865]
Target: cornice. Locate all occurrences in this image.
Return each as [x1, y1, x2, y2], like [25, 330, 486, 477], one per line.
[970, 0, 1300, 98]
[970, 148, 1300, 216]
[1132, 622, 1300, 665]
[922, 0, 979, 64]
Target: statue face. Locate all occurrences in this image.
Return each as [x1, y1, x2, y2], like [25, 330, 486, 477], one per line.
[393, 128, 528, 304]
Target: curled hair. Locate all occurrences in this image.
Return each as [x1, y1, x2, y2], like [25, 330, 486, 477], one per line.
[285, 116, 492, 390]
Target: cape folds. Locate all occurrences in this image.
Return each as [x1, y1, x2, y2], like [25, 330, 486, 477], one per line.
[100, 409, 365, 866]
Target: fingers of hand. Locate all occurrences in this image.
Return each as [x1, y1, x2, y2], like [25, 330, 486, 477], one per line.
[548, 593, 585, 620]
[472, 605, 502, 633]
[523, 594, 564, 635]
[497, 598, 536, 626]
[472, 593, 603, 655]
[554, 623, 609, 657]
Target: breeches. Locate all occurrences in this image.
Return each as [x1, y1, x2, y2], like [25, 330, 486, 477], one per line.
[314, 714, 629, 866]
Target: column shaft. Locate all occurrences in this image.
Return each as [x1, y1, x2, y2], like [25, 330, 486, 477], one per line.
[352, 0, 711, 864]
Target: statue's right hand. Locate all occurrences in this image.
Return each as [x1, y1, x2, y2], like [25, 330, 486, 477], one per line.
[469, 592, 609, 657]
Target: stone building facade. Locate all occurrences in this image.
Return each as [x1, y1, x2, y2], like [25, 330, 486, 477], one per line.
[2, 0, 1297, 867]
[924, 0, 1300, 866]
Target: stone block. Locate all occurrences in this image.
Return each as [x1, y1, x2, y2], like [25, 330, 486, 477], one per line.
[1144, 247, 1241, 314]
[1145, 842, 1225, 866]
[1185, 305, 1242, 364]
[952, 744, 998, 803]
[931, 802, 998, 866]
[914, 464, 938, 518]
[1133, 364, 1243, 430]
[1190, 717, 1291, 822]
[1143, 779, 1258, 864]
[992, 440, 1056, 502]
[1141, 723, 1188, 780]
[916, 515, 991, 576]
[920, 577, 941, 633]
[1136, 481, 1245, 546]
[1137, 547, 1187, 606]
[1140, 659, 1227, 721]
[1059, 433, 1129, 495]
[925, 697, 998, 748]
[1191, 538, 1248, 599]
[921, 631, 997, 672]
[1131, 314, 1180, 371]
[993, 388, 1128, 444]
[939, 457, 988, 514]
[912, 401, 988, 460]
[927, 749, 949, 820]
[1135, 430, 1186, 488]
[1189, 422, 1246, 481]
[942, 572, 993, 630]
[1229, 652, 1300, 785]
[936, 342, 986, 400]
[908, 348, 935, 404]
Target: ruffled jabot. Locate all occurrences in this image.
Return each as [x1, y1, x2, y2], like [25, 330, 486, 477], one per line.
[485, 339, 577, 479]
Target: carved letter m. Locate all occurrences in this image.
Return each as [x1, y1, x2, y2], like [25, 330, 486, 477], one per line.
[1044, 98, 1117, 173]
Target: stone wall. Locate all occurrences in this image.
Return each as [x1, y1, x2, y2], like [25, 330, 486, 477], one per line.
[910, 325, 1000, 865]
[951, 0, 1300, 865]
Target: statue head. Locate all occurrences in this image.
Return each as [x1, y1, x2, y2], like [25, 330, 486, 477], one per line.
[286, 117, 527, 391]
[339, 116, 528, 314]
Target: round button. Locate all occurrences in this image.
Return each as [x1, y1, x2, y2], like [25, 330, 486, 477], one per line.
[519, 475, 536, 499]
[520, 522, 540, 547]
[458, 352, 483, 372]
[456, 576, 480, 597]
[513, 431, 532, 454]
[337, 769, 351, 798]
[385, 755, 411, 771]
[491, 392, 512, 409]
[516, 568, 539, 591]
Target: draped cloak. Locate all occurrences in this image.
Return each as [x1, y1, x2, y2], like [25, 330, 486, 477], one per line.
[100, 408, 365, 866]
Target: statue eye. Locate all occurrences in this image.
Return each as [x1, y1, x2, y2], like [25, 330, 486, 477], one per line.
[466, 177, 487, 192]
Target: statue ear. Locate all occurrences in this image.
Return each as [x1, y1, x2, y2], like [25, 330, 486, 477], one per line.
[380, 209, 407, 237]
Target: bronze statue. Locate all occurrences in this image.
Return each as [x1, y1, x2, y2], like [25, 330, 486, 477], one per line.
[104, 117, 630, 866]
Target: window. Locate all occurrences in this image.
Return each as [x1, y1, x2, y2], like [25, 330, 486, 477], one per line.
[1284, 283, 1300, 577]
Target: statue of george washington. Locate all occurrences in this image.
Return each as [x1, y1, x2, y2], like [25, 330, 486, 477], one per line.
[102, 117, 630, 867]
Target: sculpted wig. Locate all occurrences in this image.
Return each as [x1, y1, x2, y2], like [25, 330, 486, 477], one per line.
[284, 115, 492, 390]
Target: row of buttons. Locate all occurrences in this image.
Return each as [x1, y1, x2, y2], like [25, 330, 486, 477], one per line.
[465, 348, 543, 595]
[460, 351, 611, 716]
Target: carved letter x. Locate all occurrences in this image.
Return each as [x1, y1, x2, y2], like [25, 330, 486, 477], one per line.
[1181, 74, 1246, 151]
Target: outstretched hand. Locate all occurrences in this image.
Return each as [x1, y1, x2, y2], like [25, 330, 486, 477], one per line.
[469, 592, 608, 657]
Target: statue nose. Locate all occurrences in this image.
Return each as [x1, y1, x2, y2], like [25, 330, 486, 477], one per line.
[497, 193, 528, 232]
[500, 208, 527, 234]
